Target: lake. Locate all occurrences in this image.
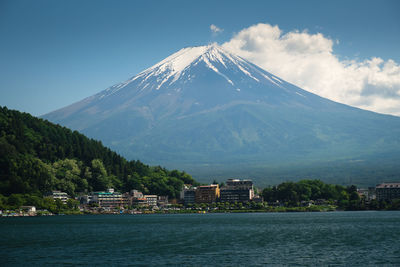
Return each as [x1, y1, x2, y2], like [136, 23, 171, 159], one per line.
[1, 211, 400, 266]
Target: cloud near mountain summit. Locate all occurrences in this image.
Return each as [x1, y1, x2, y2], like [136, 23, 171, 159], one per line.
[223, 23, 400, 116]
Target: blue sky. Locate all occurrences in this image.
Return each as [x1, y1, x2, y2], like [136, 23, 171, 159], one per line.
[0, 0, 399, 116]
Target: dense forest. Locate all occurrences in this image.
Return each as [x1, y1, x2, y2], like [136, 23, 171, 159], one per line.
[0, 106, 198, 200]
[262, 180, 359, 204]
[262, 179, 360, 205]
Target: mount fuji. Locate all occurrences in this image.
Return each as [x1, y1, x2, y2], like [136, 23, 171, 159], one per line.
[44, 44, 400, 185]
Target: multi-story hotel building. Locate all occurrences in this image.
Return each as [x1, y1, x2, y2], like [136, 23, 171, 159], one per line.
[181, 185, 197, 205]
[220, 179, 254, 203]
[195, 184, 220, 203]
[376, 183, 400, 201]
[50, 191, 69, 204]
[91, 189, 124, 208]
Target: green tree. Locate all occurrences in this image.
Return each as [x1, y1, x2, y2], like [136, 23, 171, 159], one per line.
[52, 159, 82, 196]
[7, 194, 24, 208]
[66, 198, 79, 210]
[42, 197, 57, 212]
[24, 194, 43, 207]
[91, 159, 111, 191]
[0, 194, 7, 209]
[349, 191, 360, 201]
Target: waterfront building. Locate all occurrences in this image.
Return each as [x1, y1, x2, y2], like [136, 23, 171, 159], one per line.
[130, 190, 148, 206]
[357, 188, 376, 201]
[220, 179, 254, 203]
[184, 189, 196, 205]
[122, 192, 132, 207]
[49, 191, 69, 204]
[368, 187, 377, 200]
[91, 188, 124, 208]
[195, 184, 220, 204]
[158, 196, 169, 206]
[181, 185, 197, 205]
[132, 197, 147, 206]
[131, 190, 144, 199]
[20, 206, 36, 216]
[376, 183, 400, 201]
[78, 193, 95, 205]
[180, 184, 192, 199]
[143, 195, 158, 206]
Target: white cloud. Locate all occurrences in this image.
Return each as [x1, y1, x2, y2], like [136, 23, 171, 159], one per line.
[222, 23, 400, 116]
[210, 24, 223, 35]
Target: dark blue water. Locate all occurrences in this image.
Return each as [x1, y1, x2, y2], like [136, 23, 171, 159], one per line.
[1, 211, 400, 266]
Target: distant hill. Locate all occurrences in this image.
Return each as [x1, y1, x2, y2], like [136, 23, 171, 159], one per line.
[43, 44, 400, 186]
[0, 106, 197, 198]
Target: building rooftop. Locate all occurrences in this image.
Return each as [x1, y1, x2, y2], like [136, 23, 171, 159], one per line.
[198, 184, 218, 188]
[93, 191, 122, 195]
[51, 191, 68, 195]
[376, 183, 400, 188]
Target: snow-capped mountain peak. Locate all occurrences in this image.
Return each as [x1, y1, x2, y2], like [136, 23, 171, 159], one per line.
[100, 43, 286, 98]
[138, 43, 249, 89]
[146, 43, 236, 74]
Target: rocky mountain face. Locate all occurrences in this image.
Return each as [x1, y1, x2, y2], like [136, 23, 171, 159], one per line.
[43, 44, 400, 185]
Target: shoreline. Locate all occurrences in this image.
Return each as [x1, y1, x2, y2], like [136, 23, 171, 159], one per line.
[3, 206, 396, 217]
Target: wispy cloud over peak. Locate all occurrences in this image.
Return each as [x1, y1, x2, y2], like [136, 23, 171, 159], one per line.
[210, 24, 223, 35]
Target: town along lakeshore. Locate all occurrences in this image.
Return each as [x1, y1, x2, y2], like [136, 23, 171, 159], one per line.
[2, 180, 400, 216]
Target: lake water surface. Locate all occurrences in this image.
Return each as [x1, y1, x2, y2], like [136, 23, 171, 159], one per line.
[1, 211, 400, 266]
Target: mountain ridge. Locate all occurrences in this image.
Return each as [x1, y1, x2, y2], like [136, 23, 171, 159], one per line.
[43, 44, 400, 185]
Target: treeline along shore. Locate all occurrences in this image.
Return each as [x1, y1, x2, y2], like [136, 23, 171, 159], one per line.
[2, 179, 400, 216]
[1, 106, 399, 216]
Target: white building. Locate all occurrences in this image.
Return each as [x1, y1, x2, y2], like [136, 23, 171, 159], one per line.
[20, 206, 36, 215]
[143, 195, 158, 206]
[50, 191, 69, 204]
[91, 189, 123, 208]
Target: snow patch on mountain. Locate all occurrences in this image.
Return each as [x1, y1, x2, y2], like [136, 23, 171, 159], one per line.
[129, 44, 276, 90]
[202, 55, 235, 86]
[96, 44, 295, 99]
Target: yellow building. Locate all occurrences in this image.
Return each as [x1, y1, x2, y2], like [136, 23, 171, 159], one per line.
[195, 184, 220, 203]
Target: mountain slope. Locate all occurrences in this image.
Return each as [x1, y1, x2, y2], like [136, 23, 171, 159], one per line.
[43, 44, 400, 185]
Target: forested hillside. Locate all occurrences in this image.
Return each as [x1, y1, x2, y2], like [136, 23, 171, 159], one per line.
[0, 106, 197, 198]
